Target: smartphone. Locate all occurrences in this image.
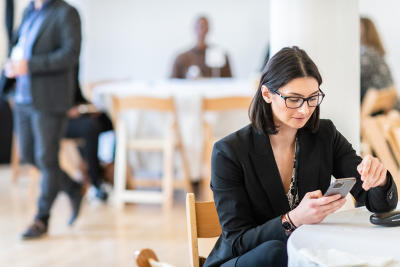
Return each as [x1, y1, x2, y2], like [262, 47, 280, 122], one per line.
[323, 177, 356, 198]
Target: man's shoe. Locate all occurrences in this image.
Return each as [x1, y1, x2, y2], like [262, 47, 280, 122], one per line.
[21, 220, 47, 240]
[68, 183, 83, 226]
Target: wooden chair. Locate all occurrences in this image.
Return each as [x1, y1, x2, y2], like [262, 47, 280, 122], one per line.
[360, 86, 397, 118]
[200, 96, 252, 200]
[135, 248, 176, 267]
[186, 193, 221, 267]
[11, 137, 84, 184]
[112, 96, 192, 210]
[360, 115, 400, 198]
[135, 249, 159, 267]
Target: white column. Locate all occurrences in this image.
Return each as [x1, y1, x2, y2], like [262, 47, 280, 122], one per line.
[0, 1, 7, 63]
[270, 0, 360, 151]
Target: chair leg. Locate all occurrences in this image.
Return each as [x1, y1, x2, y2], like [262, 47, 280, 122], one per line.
[201, 122, 214, 201]
[174, 121, 193, 193]
[162, 126, 175, 211]
[28, 167, 40, 198]
[11, 134, 19, 183]
[114, 120, 128, 209]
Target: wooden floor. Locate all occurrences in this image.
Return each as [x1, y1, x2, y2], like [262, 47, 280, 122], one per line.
[0, 165, 193, 267]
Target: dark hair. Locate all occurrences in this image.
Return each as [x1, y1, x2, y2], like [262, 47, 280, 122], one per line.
[249, 46, 322, 135]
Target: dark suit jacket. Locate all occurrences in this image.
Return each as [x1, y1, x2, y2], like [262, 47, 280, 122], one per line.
[204, 120, 398, 267]
[1, 0, 81, 113]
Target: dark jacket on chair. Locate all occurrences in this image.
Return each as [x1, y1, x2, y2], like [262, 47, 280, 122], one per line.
[0, 0, 81, 113]
[204, 119, 398, 267]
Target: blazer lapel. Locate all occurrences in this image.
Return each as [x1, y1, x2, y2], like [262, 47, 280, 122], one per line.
[249, 129, 290, 215]
[297, 129, 321, 199]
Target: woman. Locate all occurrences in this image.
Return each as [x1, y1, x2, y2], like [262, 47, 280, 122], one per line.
[360, 17, 393, 100]
[204, 46, 398, 267]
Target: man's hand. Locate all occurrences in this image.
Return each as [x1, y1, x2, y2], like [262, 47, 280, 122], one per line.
[67, 106, 81, 118]
[4, 59, 28, 78]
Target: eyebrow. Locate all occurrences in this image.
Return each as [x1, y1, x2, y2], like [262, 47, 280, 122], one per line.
[285, 90, 320, 97]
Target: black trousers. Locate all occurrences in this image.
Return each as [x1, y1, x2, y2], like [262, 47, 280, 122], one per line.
[65, 113, 113, 188]
[221, 240, 288, 267]
[14, 104, 78, 222]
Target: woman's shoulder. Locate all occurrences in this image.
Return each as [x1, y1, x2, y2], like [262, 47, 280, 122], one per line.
[213, 124, 254, 155]
[304, 119, 337, 140]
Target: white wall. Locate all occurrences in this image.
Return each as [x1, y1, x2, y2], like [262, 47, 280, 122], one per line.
[67, 0, 270, 82]
[360, 0, 400, 91]
[0, 0, 269, 82]
[270, 0, 360, 151]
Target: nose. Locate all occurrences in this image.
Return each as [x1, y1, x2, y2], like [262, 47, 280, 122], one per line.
[298, 101, 309, 115]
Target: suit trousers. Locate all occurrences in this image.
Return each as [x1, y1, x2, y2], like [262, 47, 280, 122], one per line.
[14, 104, 78, 222]
[220, 240, 288, 267]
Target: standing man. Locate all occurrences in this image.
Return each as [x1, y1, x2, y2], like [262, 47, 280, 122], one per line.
[4, 0, 83, 239]
[171, 16, 232, 79]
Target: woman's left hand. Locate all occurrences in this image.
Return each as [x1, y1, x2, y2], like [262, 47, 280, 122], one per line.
[357, 155, 387, 191]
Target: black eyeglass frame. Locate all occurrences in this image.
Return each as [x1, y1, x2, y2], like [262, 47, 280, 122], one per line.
[273, 89, 325, 109]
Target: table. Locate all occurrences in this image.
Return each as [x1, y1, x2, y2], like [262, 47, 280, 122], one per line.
[288, 204, 400, 267]
[92, 78, 256, 180]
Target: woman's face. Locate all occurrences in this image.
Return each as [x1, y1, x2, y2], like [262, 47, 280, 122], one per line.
[262, 77, 320, 130]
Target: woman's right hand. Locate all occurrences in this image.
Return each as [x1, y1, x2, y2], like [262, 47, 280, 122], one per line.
[288, 190, 346, 227]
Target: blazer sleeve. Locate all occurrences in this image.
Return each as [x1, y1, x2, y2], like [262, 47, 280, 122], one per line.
[330, 120, 397, 212]
[211, 140, 287, 257]
[28, 7, 81, 74]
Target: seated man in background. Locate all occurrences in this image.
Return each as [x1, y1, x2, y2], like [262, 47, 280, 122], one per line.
[65, 69, 113, 201]
[171, 16, 232, 79]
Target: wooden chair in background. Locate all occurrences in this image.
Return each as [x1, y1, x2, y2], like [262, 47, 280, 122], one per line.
[135, 249, 159, 267]
[135, 248, 177, 267]
[11, 137, 85, 193]
[111, 96, 192, 210]
[361, 115, 400, 198]
[360, 86, 397, 118]
[360, 85, 400, 197]
[186, 193, 221, 267]
[200, 96, 252, 200]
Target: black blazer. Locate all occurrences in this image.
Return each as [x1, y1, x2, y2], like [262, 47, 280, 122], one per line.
[0, 0, 81, 112]
[204, 119, 398, 267]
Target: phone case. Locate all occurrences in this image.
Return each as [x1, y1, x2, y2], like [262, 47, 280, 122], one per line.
[324, 177, 356, 198]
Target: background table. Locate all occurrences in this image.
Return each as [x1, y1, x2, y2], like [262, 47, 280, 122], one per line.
[288, 204, 400, 267]
[92, 78, 256, 180]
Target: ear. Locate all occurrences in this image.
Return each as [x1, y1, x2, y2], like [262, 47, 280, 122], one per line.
[261, 85, 273, 103]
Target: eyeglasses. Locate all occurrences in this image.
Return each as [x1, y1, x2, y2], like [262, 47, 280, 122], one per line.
[273, 89, 325, 109]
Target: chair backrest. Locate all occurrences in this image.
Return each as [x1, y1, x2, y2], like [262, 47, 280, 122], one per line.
[202, 96, 252, 112]
[111, 96, 176, 127]
[361, 115, 400, 199]
[186, 193, 222, 267]
[380, 111, 400, 165]
[361, 86, 397, 117]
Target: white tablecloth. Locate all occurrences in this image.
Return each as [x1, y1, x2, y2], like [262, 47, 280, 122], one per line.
[288, 204, 400, 267]
[92, 78, 256, 179]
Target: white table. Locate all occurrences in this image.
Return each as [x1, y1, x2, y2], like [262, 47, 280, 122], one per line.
[92, 78, 256, 180]
[288, 204, 400, 267]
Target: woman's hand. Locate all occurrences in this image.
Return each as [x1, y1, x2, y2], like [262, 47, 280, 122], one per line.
[357, 155, 387, 191]
[289, 190, 346, 227]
